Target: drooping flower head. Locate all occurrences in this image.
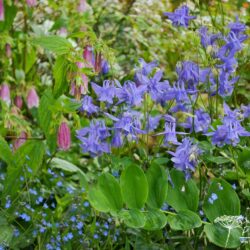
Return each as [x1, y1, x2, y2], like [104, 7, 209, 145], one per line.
[13, 131, 27, 151]
[164, 5, 196, 28]
[26, 0, 37, 7]
[14, 96, 23, 109]
[168, 138, 202, 179]
[83, 45, 94, 68]
[5, 43, 11, 58]
[116, 81, 147, 106]
[79, 95, 99, 115]
[91, 80, 116, 104]
[27, 88, 39, 109]
[101, 60, 109, 74]
[57, 122, 71, 151]
[0, 0, 4, 21]
[198, 26, 221, 49]
[78, 0, 87, 12]
[0, 83, 10, 106]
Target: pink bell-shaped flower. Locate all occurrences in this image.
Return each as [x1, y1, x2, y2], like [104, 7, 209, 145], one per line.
[57, 122, 71, 151]
[0, 84, 11, 106]
[14, 96, 23, 109]
[27, 88, 39, 109]
[13, 131, 27, 151]
[0, 0, 4, 21]
[5, 43, 11, 58]
[83, 45, 94, 68]
[26, 0, 37, 7]
[78, 0, 87, 12]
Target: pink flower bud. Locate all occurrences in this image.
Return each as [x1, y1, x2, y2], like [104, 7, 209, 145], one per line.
[0, 0, 4, 21]
[76, 61, 84, 69]
[27, 88, 39, 109]
[83, 45, 94, 68]
[14, 96, 23, 109]
[78, 0, 87, 12]
[0, 84, 11, 106]
[57, 122, 71, 151]
[26, 0, 37, 7]
[58, 27, 68, 37]
[13, 131, 27, 151]
[5, 43, 11, 58]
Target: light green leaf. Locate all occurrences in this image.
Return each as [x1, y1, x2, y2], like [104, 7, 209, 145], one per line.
[168, 210, 202, 231]
[204, 223, 242, 248]
[143, 209, 167, 231]
[120, 164, 148, 209]
[118, 209, 146, 228]
[0, 135, 15, 166]
[166, 169, 199, 212]
[146, 164, 168, 209]
[33, 35, 73, 55]
[203, 179, 240, 222]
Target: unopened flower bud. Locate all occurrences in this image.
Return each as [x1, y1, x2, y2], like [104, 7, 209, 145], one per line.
[14, 96, 23, 109]
[83, 45, 94, 68]
[5, 43, 11, 58]
[94, 53, 102, 73]
[13, 131, 27, 151]
[0, 0, 4, 21]
[57, 122, 71, 151]
[101, 60, 109, 74]
[27, 88, 39, 109]
[78, 0, 87, 12]
[0, 84, 11, 106]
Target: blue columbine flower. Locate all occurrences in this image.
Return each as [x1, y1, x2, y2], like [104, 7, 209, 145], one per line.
[91, 80, 116, 104]
[207, 103, 250, 146]
[164, 5, 196, 28]
[77, 120, 110, 157]
[198, 26, 221, 49]
[116, 81, 147, 106]
[79, 95, 99, 114]
[228, 17, 248, 42]
[168, 138, 202, 179]
[146, 115, 161, 132]
[101, 60, 109, 74]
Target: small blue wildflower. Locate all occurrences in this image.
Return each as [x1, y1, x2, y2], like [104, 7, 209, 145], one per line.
[36, 196, 43, 205]
[79, 95, 99, 114]
[20, 213, 31, 222]
[13, 229, 20, 237]
[5, 198, 11, 209]
[93, 234, 99, 239]
[83, 201, 90, 207]
[56, 181, 63, 187]
[70, 216, 76, 222]
[103, 231, 108, 237]
[208, 193, 218, 204]
[232, 183, 237, 190]
[76, 221, 83, 230]
[20, 176, 24, 181]
[164, 5, 196, 28]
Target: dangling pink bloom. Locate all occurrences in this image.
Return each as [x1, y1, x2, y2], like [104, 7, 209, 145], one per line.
[13, 131, 27, 151]
[5, 43, 11, 58]
[57, 122, 71, 151]
[58, 27, 68, 37]
[83, 45, 94, 68]
[14, 96, 23, 109]
[26, 0, 37, 7]
[81, 73, 88, 94]
[0, 84, 11, 106]
[78, 0, 87, 12]
[27, 88, 39, 109]
[0, 0, 4, 21]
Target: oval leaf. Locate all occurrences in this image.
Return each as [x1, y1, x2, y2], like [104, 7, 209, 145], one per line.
[146, 164, 168, 209]
[118, 209, 146, 228]
[120, 164, 148, 209]
[143, 209, 167, 231]
[168, 210, 202, 231]
[203, 179, 240, 222]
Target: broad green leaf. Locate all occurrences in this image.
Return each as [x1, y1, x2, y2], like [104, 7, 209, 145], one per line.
[25, 46, 37, 73]
[98, 173, 123, 212]
[204, 223, 242, 248]
[33, 36, 73, 55]
[38, 89, 56, 152]
[0, 4, 17, 31]
[203, 179, 240, 222]
[3, 141, 45, 199]
[143, 209, 167, 231]
[166, 169, 199, 212]
[88, 186, 110, 213]
[0, 135, 15, 166]
[118, 209, 146, 228]
[51, 158, 88, 189]
[120, 164, 148, 209]
[53, 56, 69, 97]
[146, 164, 168, 209]
[205, 155, 231, 164]
[168, 210, 202, 231]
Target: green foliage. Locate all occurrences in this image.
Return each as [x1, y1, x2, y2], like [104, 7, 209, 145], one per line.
[146, 164, 168, 209]
[166, 169, 199, 212]
[203, 179, 241, 222]
[168, 210, 202, 231]
[118, 209, 146, 228]
[120, 164, 148, 209]
[143, 209, 168, 231]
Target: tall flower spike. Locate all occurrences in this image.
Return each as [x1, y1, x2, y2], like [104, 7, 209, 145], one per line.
[57, 122, 71, 151]
[164, 5, 196, 28]
[27, 88, 39, 109]
[0, 0, 4, 21]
